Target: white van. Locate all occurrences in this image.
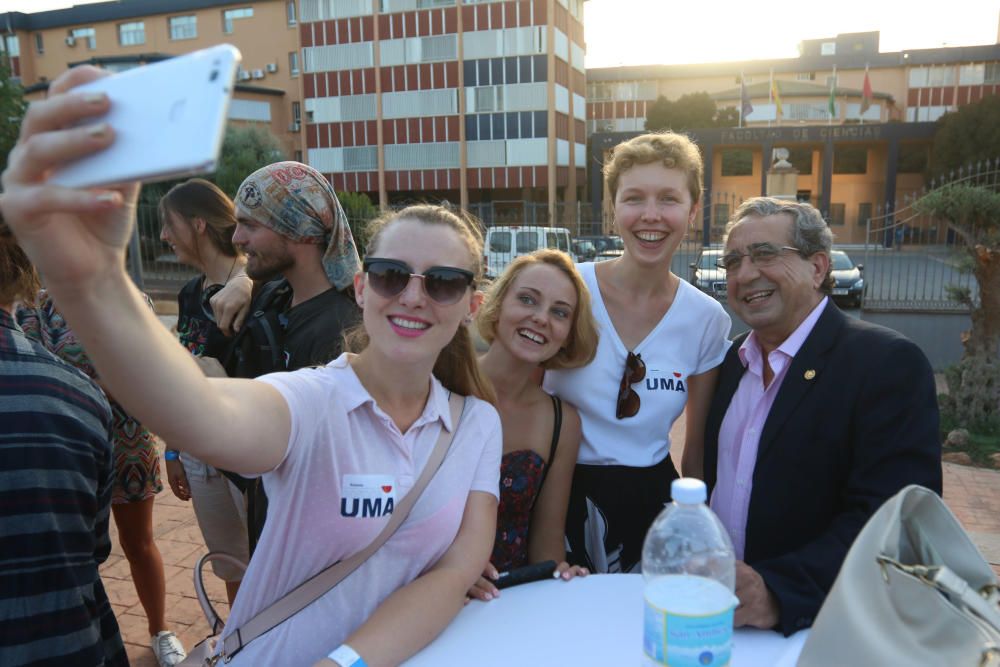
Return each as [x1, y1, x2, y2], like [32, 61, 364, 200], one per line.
[483, 225, 575, 279]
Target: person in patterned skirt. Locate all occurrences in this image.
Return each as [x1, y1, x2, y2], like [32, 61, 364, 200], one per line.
[17, 290, 187, 666]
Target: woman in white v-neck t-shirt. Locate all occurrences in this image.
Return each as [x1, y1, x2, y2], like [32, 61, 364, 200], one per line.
[544, 132, 731, 573]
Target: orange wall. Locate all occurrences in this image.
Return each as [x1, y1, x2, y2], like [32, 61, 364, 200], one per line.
[15, 1, 302, 157]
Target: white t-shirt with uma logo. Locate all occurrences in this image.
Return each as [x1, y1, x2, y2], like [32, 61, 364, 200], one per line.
[545, 263, 731, 467]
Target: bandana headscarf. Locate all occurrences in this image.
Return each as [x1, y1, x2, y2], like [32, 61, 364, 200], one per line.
[235, 161, 361, 292]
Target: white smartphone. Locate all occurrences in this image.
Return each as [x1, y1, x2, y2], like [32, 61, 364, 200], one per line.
[49, 44, 242, 188]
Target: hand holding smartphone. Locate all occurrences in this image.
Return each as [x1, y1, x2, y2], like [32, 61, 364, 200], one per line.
[49, 44, 241, 188]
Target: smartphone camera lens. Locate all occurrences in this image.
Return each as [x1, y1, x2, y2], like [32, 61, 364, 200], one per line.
[210, 69, 219, 82]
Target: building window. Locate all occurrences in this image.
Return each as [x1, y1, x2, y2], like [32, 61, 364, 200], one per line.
[721, 149, 753, 177]
[795, 72, 815, 81]
[828, 203, 846, 226]
[820, 42, 836, 55]
[986, 62, 1000, 84]
[4, 35, 19, 57]
[287, 1, 297, 25]
[71, 27, 96, 49]
[34, 33, 43, 54]
[857, 203, 873, 227]
[292, 101, 301, 124]
[786, 146, 813, 175]
[289, 51, 300, 76]
[170, 15, 197, 40]
[118, 21, 145, 46]
[833, 146, 867, 174]
[294, 150, 303, 162]
[713, 203, 730, 227]
[223, 7, 254, 34]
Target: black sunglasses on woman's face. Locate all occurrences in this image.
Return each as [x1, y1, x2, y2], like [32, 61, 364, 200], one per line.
[363, 258, 475, 305]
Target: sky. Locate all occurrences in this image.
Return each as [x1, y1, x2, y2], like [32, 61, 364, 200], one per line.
[3, 0, 998, 68]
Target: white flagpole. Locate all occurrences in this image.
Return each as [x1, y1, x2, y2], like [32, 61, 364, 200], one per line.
[768, 68, 773, 128]
[739, 70, 744, 128]
[861, 63, 868, 126]
[829, 64, 837, 126]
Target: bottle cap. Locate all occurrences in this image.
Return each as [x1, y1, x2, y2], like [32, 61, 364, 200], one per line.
[671, 477, 707, 504]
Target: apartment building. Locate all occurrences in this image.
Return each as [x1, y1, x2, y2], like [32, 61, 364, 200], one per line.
[585, 31, 1000, 242]
[296, 0, 586, 222]
[1, 0, 588, 225]
[1, 0, 305, 159]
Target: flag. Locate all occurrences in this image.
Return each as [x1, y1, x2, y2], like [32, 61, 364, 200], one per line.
[740, 74, 753, 118]
[771, 77, 783, 118]
[860, 68, 873, 114]
[828, 65, 837, 119]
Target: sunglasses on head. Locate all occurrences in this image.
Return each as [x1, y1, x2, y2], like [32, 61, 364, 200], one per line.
[616, 351, 645, 419]
[363, 258, 475, 306]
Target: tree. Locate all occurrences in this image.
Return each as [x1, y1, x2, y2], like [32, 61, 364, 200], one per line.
[138, 122, 286, 206]
[914, 185, 1000, 429]
[0, 57, 27, 176]
[337, 190, 378, 251]
[928, 95, 1000, 179]
[645, 92, 739, 132]
[212, 123, 287, 198]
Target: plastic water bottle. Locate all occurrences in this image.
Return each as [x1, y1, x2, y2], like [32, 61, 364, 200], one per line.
[641, 478, 737, 667]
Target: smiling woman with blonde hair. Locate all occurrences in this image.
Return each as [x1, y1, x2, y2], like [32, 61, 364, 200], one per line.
[467, 249, 598, 601]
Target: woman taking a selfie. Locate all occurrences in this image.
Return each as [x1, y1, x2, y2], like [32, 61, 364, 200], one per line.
[467, 250, 596, 601]
[543, 132, 731, 574]
[1, 66, 501, 667]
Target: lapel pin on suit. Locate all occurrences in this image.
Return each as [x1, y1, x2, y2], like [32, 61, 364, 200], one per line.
[804, 369, 817, 380]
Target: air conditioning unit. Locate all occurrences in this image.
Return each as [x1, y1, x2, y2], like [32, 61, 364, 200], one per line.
[266, 62, 278, 73]
[288, 121, 301, 132]
[237, 71, 251, 81]
[251, 69, 264, 79]
[65, 35, 76, 47]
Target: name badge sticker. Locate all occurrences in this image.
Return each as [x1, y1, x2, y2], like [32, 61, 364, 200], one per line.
[340, 474, 397, 518]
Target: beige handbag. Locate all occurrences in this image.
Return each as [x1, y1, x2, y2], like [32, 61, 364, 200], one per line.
[180, 394, 466, 666]
[798, 484, 1000, 667]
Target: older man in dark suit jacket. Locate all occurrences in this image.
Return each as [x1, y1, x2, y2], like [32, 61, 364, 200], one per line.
[704, 197, 942, 636]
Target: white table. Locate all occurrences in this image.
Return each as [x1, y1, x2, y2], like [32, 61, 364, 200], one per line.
[405, 574, 808, 666]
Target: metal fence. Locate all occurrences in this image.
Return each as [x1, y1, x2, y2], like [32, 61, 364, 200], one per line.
[131, 158, 1000, 314]
[861, 159, 1000, 312]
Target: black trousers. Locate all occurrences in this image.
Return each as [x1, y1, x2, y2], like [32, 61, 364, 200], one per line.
[564, 455, 679, 573]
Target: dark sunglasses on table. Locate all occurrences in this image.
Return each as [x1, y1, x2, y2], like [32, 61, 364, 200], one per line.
[616, 351, 646, 420]
[717, 243, 803, 271]
[363, 258, 475, 305]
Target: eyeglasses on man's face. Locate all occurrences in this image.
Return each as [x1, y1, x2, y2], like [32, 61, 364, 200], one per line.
[717, 243, 802, 271]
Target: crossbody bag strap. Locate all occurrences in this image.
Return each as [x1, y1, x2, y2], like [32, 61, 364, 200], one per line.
[221, 393, 467, 660]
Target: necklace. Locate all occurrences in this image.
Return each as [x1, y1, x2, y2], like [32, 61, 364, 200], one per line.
[224, 256, 238, 283]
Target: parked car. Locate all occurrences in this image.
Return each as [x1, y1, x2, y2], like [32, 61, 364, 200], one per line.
[572, 240, 597, 262]
[830, 249, 865, 308]
[483, 225, 575, 279]
[689, 247, 727, 299]
[577, 235, 624, 262]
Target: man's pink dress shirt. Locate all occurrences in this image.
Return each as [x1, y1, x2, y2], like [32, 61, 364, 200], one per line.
[709, 298, 828, 559]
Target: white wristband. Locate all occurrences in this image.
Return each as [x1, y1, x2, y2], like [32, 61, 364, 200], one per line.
[328, 644, 366, 667]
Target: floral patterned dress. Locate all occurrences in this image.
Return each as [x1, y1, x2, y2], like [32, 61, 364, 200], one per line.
[17, 290, 163, 504]
[490, 395, 562, 571]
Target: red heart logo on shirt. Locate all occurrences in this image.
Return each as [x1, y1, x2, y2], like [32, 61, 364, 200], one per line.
[673, 372, 682, 378]
[382, 485, 392, 493]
